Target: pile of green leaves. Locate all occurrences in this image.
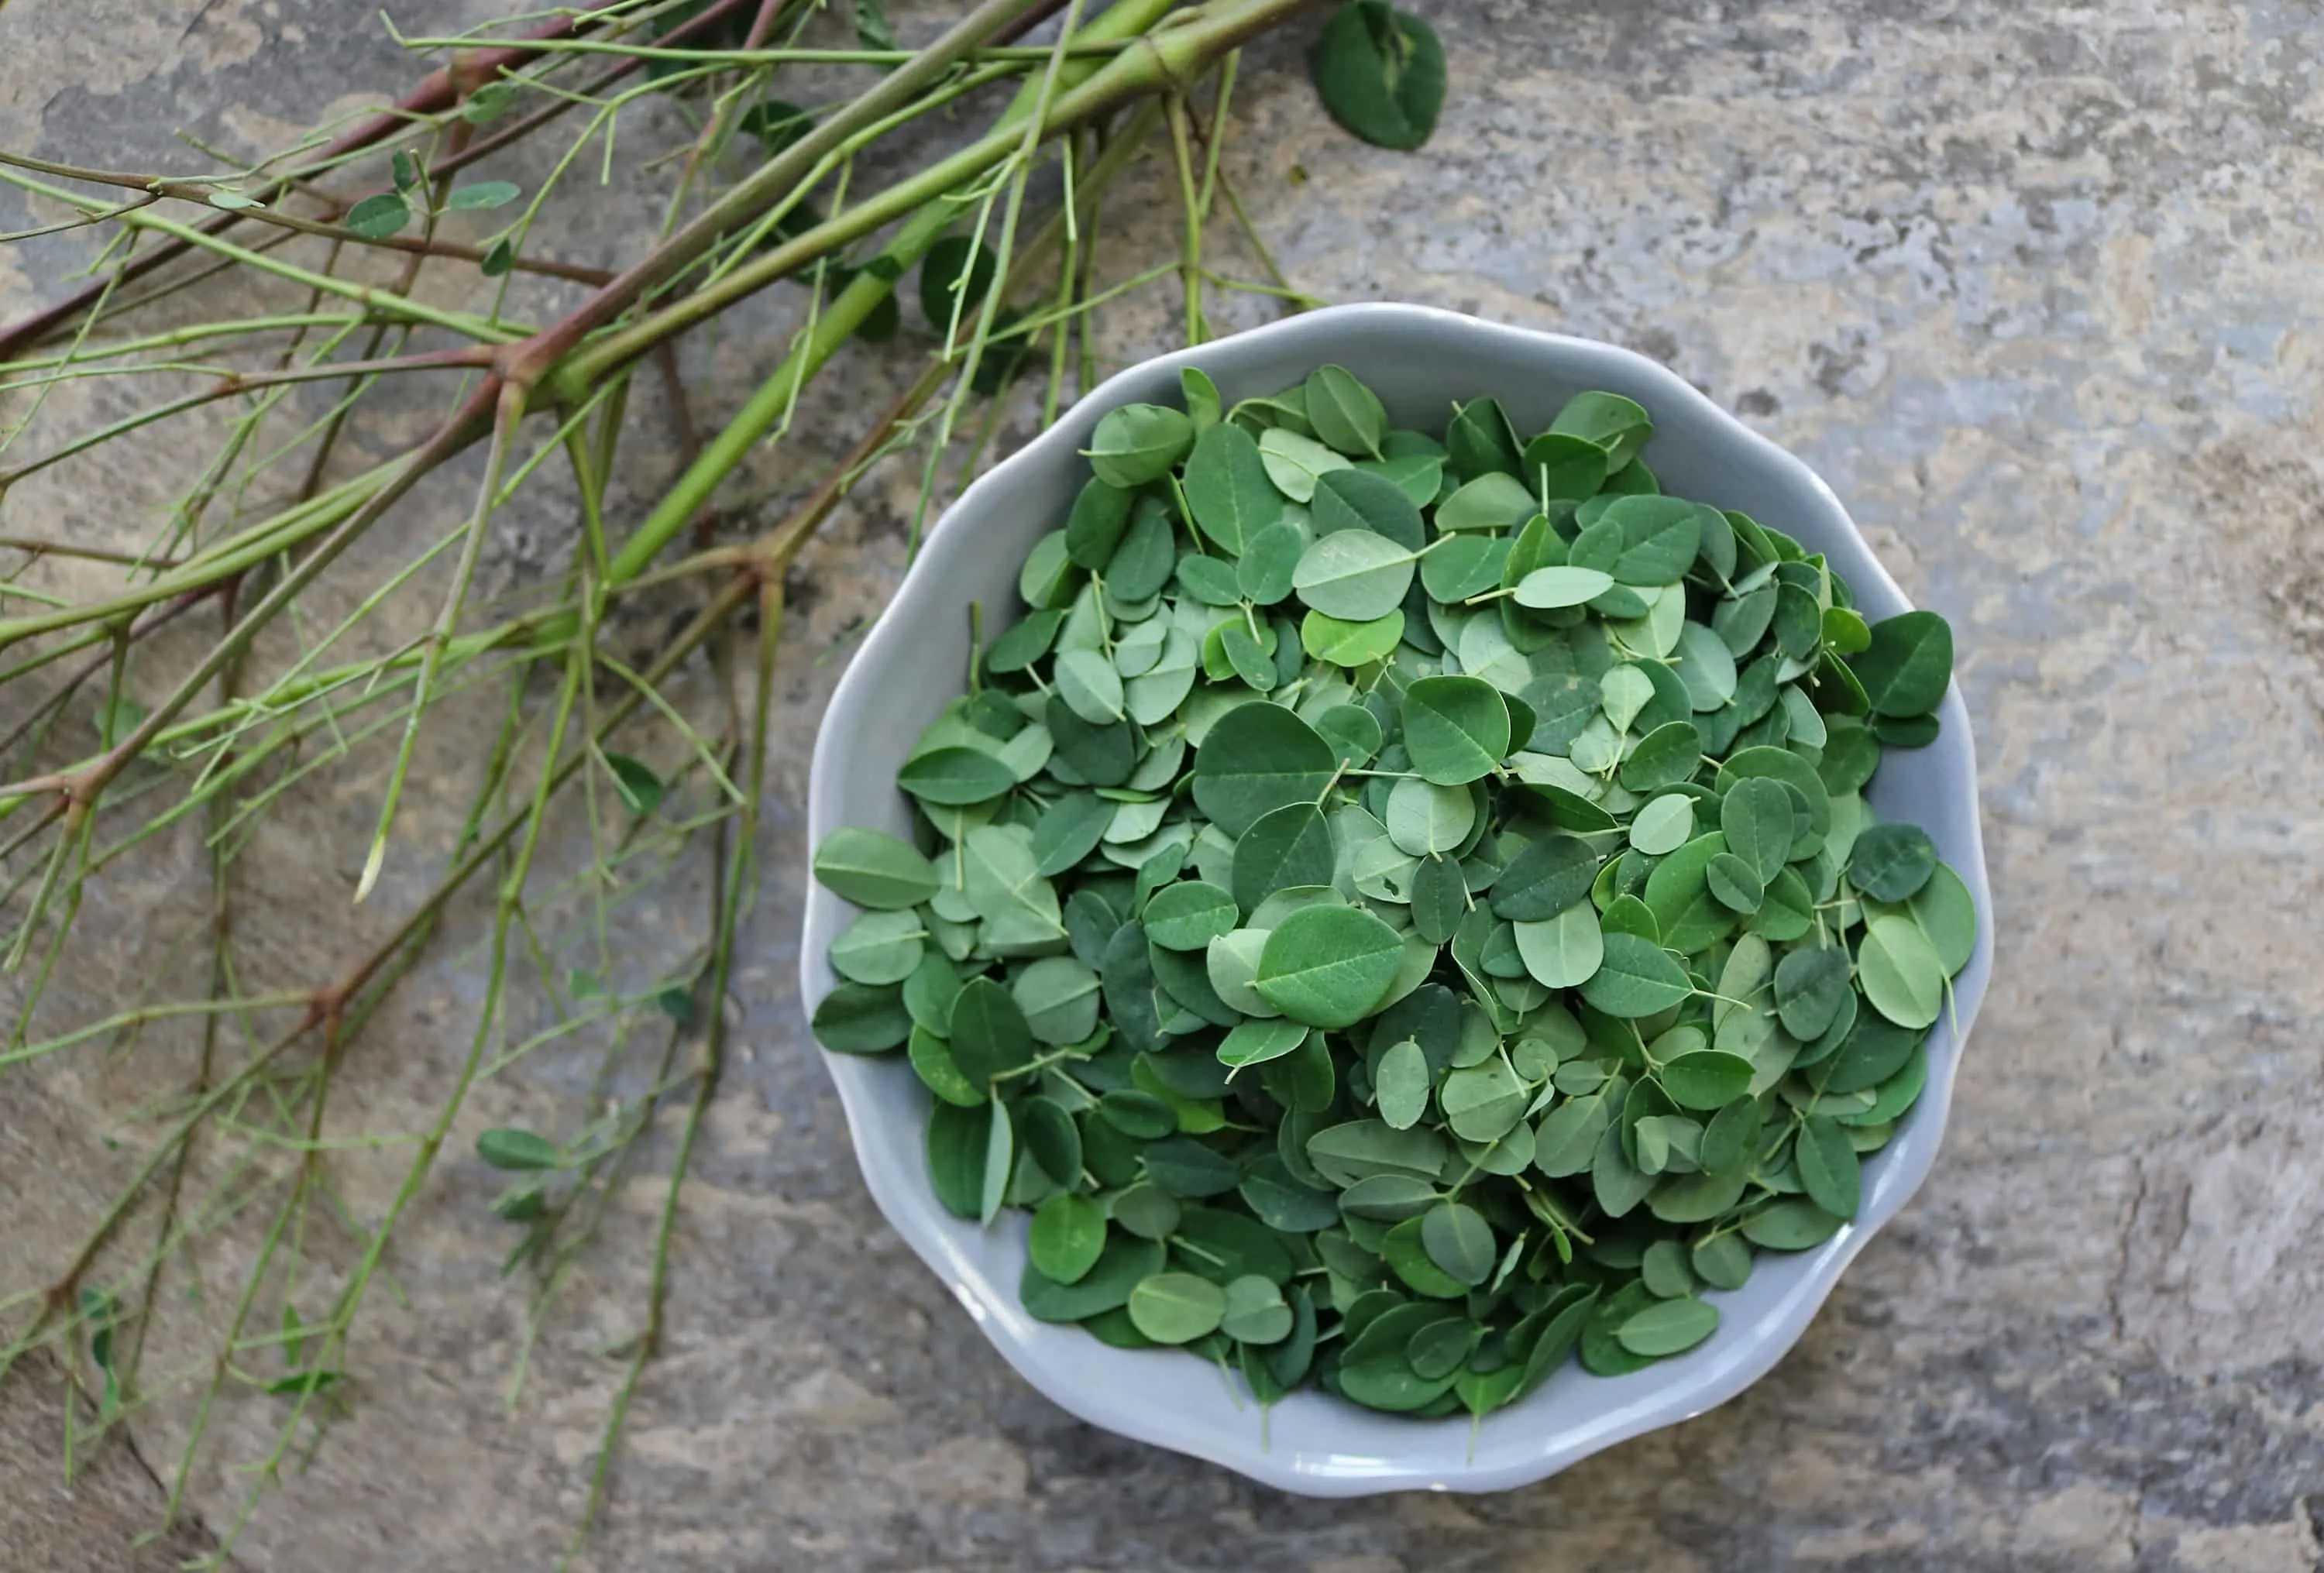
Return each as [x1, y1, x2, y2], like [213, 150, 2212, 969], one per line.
[810, 363, 1972, 1418]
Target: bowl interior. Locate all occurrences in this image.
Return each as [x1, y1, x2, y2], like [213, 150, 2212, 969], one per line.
[802, 305, 1992, 1495]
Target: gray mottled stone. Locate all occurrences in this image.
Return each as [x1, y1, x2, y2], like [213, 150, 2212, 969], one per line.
[2, 1, 2322, 1570]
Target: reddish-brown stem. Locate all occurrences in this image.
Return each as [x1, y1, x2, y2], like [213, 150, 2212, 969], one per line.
[428, 0, 764, 182]
[0, 383, 498, 809]
[0, 345, 497, 491]
[0, 537, 185, 568]
[492, 0, 1050, 393]
[217, 202, 614, 286]
[0, 0, 647, 362]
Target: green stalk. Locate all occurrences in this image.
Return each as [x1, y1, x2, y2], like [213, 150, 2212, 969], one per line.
[0, 465, 395, 651]
[570, 0, 1303, 404]
[596, 0, 1215, 584]
[503, 0, 1057, 385]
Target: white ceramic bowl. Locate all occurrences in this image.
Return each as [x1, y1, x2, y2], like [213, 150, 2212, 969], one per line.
[801, 304, 1992, 1496]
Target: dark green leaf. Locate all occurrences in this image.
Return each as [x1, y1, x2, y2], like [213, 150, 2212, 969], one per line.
[811, 982, 911, 1053]
[1400, 675, 1511, 786]
[1445, 397, 1521, 481]
[1741, 1198, 1846, 1251]
[1796, 1115, 1863, 1219]
[919, 234, 997, 332]
[1182, 422, 1279, 555]
[1064, 479, 1133, 569]
[1849, 821, 1937, 902]
[1848, 610, 1954, 718]
[854, 0, 896, 49]
[1773, 945, 1853, 1040]
[1020, 1233, 1164, 1321]
[1658, 1050, 1754, 1111]
[1304, 365, 1387, 458]
[1308, 1, 1447, 153]
[1409, 853, 1468, 945]
[1029, 1193, 1106, 1283]
[1191, 702, 1336, 835]
[605, 752, 664, 815]
[948, 977, 1033, 1087]
[1579, 932, 1691, 1017]
[897, 747, 1012, 807]
[1231, 803, 1335, 914]
[1618, 720, 1701, 793]
[1418, 1201, 1495, 1286]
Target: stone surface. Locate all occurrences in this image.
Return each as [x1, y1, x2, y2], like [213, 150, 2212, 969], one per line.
[2, 1, 2322, 1570]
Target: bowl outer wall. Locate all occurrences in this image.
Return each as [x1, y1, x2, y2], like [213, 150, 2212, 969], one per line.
[800, 304, 1994, 1496]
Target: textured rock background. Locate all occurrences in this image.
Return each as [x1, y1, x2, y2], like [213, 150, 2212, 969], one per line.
[2, 1, 2321, 1569]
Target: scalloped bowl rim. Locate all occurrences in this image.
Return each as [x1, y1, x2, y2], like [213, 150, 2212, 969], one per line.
[801, 304, 1992, 1496]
